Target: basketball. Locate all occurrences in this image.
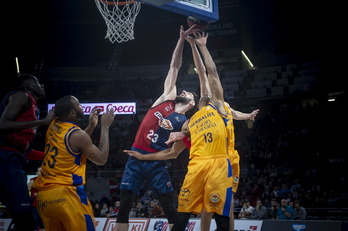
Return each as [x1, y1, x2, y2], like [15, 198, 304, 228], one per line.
[187, 16, 210, 31]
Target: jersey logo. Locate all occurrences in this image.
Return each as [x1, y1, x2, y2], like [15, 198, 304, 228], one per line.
[210, 193, 220, 203]
[154, 111, 174, 130]
[180, 188, 191, 197]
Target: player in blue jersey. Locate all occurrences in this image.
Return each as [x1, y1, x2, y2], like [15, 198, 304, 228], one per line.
[115, 25, 199, 231]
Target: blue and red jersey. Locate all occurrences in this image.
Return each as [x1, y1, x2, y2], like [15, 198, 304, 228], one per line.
[0, 92, 39, 154]
[132, 100, 187, 153]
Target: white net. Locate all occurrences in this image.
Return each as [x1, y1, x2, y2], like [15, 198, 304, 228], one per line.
[94, 0, 142, 43]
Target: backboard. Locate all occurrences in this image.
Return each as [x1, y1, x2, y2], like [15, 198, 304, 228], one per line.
[138, 0, 219, 22]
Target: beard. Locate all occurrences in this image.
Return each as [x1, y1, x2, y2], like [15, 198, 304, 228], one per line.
[76, 110, 84, 119]
[175, 96, 191, 105]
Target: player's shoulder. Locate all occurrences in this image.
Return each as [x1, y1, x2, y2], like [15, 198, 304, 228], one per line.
[8, 91, 30, 102]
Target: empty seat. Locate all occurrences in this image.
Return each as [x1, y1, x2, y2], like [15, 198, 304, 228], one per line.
[246, 88, 267, 98]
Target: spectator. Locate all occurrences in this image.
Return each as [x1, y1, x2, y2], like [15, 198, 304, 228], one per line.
[106, 205, 118, 218]
[263, 198, 271, 210]
[286, 193, 293, 203]
[100, 203, 109, 217]
[250, 198, 267, 220]
[148, 200, 165, 218]
[272, 185, 280, 199]
[93, 202, 101, 217]
[100, 194, 111, 207]
[129, 203, 137, 218]
[113, 201, 120, 216]
[135, 202, 148, 218]
[261, 185, 271, 201]
[291, 186, 300, 200]
[268, 198, 280, 220]
[290, 179, 301, 193]
[277, 184, 290, 199]
[293, 200, 307, 220]
[238, 198, 254, 219]
[288, 201, 294, 209]
[276, 199, 294, 220]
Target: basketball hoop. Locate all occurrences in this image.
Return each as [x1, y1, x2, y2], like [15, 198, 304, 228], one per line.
[94, 0, 141, 43]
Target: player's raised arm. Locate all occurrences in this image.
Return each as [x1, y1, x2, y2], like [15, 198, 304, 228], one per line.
[152, 25, 199, 107]
[194, 32, 225, 113]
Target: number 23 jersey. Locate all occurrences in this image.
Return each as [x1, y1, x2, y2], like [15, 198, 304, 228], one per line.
[33, 119, 86, 191]
[132, 100, 187, 153]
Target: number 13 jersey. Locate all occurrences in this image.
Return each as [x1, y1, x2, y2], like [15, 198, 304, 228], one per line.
[188, 101, 228, 158]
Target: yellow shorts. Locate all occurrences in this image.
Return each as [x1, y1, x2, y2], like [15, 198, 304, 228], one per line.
[37, 186, 95, 231]
[177, 155, 232, 217]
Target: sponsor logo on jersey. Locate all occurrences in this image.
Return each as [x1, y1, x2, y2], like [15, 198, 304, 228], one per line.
[180, 188, 190, 197]
[155, 111, 174, 130]
[210, 193, 220, 203]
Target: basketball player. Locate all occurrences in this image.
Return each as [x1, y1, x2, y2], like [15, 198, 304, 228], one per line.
[182, 32, 259, 231]
[170, 30, 233, 231]
[115, 25, 200, 231]
[32, 95, 115, 231]
[200, 102, 258, 231]
[0, 74, 56, 231]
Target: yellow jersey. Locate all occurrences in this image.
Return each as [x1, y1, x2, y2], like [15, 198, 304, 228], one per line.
[33, 119, 86, 191]
[224, 103, 240, 193]
[188, 101, 228, 158]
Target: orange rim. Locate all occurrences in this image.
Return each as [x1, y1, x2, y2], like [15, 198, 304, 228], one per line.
[98, 0, 136, 6]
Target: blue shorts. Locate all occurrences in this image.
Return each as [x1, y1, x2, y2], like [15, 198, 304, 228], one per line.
[120, 147, 174, 195]
[0, 149, 32, 213]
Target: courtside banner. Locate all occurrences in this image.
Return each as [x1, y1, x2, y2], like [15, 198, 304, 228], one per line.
[0, 219, 11, 231]
[148, 218, 201, 231]
[210, 219, 263, 231]
[47, 102, 136, 115]
[103, 218, 149, 231]
[95, 218, 107, 231]
[261, 220, 341, 231]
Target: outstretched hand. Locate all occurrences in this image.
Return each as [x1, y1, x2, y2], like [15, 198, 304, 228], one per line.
[124, 150, 143, 160]
[165, 132, 186, 145]
[42, 109, 57, 125]
[180, 25, 201, 40]
[249, 109, 260, 121]
[191, 31, 208, 47]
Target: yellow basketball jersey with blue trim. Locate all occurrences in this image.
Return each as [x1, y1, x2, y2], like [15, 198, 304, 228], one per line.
[188, 101, 228, 158]
[224, 103, 240, 192]
[33, 119, 86, 191]
[224, 103, 235, 151]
